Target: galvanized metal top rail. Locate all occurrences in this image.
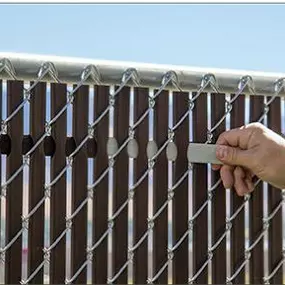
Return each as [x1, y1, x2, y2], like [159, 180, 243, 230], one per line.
[0, 52, 285, 96]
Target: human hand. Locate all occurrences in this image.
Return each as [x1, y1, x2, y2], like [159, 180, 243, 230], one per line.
[212, 122, 285, 196]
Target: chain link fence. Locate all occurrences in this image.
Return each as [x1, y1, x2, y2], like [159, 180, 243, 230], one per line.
[0, 53, 284, 284]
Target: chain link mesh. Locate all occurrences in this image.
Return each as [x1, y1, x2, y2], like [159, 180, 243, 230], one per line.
[0, 57, 284, 284]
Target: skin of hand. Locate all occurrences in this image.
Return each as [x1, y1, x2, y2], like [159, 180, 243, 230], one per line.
[212, 122, 285, 196]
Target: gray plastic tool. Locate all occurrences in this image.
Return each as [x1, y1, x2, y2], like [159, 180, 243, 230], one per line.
[187, 143, 223, 165]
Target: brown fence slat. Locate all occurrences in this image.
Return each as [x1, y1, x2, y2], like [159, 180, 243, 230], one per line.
[173, 91, 189, 283]
[192, 92, 208, 283]
[50, 83, 67, 284]
[6, 80, 24, 283]
[113, 86, 129, 283]
[267, 97, 282, 284]
[211, 93, 226, 283]
[230, 95, 246, 284]
[133, 87, 149, 283]
[153, 90, 168, 283]
[71, 85, 89, 283]
[93, 85, 109, 283]
[250, 95, 264, 284]
[28, 82, 46, 283]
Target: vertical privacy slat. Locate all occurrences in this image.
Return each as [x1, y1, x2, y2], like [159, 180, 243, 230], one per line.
[6, 80, 23, 283]
[147, 89, 155, 283]
[28, 82, 46, 283]
[113, 86, 129, 283]
[93, 85, 109, 284]
[167, 90, 174, 283]
[230, 95, 245, 284]
[192, 93, 208, 283]
[71, 85, 89, 283]
[267, 97, 282, 283]
[153, 90, 168, 283]
[250, 95, 264, 284]
[173, 91, 189, 283]
[50, 83, 67, 284]
[133, 87, 149, 283]
[211, 93, 226, 283]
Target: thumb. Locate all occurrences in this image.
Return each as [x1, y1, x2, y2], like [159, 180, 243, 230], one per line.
[216, 145, 254, 168]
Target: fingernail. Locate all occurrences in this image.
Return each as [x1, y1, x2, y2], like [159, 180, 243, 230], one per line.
[211, 164, 220, 171]
[245, 178, 254, 192]
[216, 145, 228, 160]
[223, 182, 229, 189]
[223, 181, 232, 189]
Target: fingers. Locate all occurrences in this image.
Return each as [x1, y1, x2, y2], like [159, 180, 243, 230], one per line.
[213, 123, 266, 195]
[215, 145, 255, 169]
[219, 165, 254, 195]
[216, 127, 246, 148]
[244, 177, 254, 193]
[215, 164, 255, 197]
[220, 165, 234, 189]
[211, 124, 260, 171]
[245, 170, 255, 193]
[233, 166, 249, 196]
[216, 125, 255, 150]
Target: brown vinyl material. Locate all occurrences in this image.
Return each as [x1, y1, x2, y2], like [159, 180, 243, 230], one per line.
[50, 83, 67, 283]
[28, 82, 46, 283]
[6, 80, 24, 283]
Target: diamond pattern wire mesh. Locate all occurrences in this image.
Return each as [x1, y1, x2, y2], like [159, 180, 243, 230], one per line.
[0, 57, 284, 284]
